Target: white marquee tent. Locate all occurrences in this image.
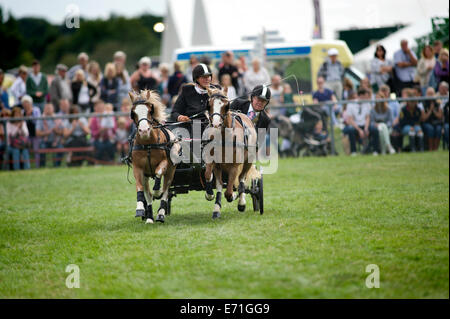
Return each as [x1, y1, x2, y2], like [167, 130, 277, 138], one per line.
[161, 0, 449, 63]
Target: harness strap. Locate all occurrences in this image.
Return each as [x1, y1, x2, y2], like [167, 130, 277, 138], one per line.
[132, 126, 175, 178]
[231, 114, 249, 149]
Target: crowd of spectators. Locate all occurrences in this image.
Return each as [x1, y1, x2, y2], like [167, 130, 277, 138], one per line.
[0, 51, 138, 170]
[0, 38, 449, 170]
[0, 48, 290, 170]
[312, 39, 449, 156]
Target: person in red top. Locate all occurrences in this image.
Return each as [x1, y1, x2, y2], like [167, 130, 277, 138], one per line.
[89, 100, 116, 162]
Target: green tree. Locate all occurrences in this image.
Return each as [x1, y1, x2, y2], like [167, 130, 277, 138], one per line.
[0, 7, 34, 70]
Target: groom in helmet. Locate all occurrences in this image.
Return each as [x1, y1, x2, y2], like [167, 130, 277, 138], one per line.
[230, 84, 272, 131]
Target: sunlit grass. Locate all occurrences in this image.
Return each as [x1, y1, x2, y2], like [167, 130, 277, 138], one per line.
[0, 152, 448, 298]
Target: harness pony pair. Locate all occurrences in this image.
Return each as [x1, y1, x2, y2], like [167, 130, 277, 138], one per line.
[127, 99, 176, 180]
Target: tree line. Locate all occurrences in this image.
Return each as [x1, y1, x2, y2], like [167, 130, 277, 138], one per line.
[0, 6, 163, 73]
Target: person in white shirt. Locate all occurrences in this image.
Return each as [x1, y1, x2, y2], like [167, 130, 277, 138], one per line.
[219, 73, 237, 100]
[10, 65, 28, 105]
[243, 58, 270, 93]
[343, 88, 380, 156]
[268, 74, 285, 116]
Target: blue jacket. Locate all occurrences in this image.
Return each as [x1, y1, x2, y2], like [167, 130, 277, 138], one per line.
[0, 90, 9, 109]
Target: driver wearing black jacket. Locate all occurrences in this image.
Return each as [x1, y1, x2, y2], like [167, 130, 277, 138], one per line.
[230, 84, 272, 132]
[171, 63, 221, 122]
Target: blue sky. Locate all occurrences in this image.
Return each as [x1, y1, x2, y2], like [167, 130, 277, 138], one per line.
[0, 0, 167, 23]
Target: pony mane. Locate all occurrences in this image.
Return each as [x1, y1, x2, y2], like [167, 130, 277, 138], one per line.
[136, 89, 167, 123]
[207, 86, 226, 97]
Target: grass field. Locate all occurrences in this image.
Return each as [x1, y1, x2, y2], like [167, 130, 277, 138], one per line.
[0, 152, 448, 299]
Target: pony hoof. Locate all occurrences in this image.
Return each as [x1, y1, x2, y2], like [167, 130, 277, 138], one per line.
[212, 211, 221, 219]
[156, 214, 165, 223]
[238, 204, 246, 212]
[145, 218, 154, 224]
[205, 193, 215, 201]
[135, 209, 145, 218]
[154, 193, 162, 200]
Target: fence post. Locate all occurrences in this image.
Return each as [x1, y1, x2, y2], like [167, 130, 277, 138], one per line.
[328, 103, 336, 155]
[2, 121, 8, 170]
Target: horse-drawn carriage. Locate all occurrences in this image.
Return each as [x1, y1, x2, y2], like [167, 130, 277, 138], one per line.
[165, 140, 264, 217]
[127, 89, 265, 224]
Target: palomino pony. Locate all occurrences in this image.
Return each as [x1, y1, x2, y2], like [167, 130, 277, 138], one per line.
[129, 90, 180, 224]
[203, 87, 259, 219]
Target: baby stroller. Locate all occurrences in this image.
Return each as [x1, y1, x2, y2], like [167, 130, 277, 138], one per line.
[290, 106, 331, 157]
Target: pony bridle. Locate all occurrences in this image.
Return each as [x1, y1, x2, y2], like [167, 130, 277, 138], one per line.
[208, 93, 229, 127]
[133, 100, 156, 126]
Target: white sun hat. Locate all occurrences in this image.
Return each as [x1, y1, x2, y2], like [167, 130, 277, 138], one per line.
[139, 56, 152, 66]
[328, 48, 339, 56]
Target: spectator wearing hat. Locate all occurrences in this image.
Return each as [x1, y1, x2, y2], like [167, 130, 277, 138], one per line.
[68, 52, 89, 81]
[0, 69, 10, 110]
[49, 64, 72, 112]
[21, 95, 42, 168]
[317, 48, 344, 100]
[113, 51, 129, 79]
[7, 105, 31, 170]
[10, 65, 28, 105]
[393, 40, 418, 95]
[26, 60, 48, 113]
[130, 56, 159, 91]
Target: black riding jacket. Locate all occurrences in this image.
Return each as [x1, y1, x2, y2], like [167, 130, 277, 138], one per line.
[230, 97, 271, 132]
[171, 83, 221, 121]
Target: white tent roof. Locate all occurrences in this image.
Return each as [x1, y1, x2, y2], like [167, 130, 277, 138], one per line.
[160, 0, 194, 63]
[161, 0, 449, 63]
[353, 18, 436, 75]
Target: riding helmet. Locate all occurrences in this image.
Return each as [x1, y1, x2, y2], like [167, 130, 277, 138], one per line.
[251, 85, 271, 101]
[192, 63, 212, 82]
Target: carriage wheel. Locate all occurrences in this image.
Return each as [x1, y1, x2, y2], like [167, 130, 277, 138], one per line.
[167, 193, 173, 215]
[251, 179, 260, 212]
[259, 175, 264, 215]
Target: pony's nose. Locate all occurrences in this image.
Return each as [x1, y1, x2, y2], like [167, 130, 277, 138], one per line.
[139, 127, 151, 135]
